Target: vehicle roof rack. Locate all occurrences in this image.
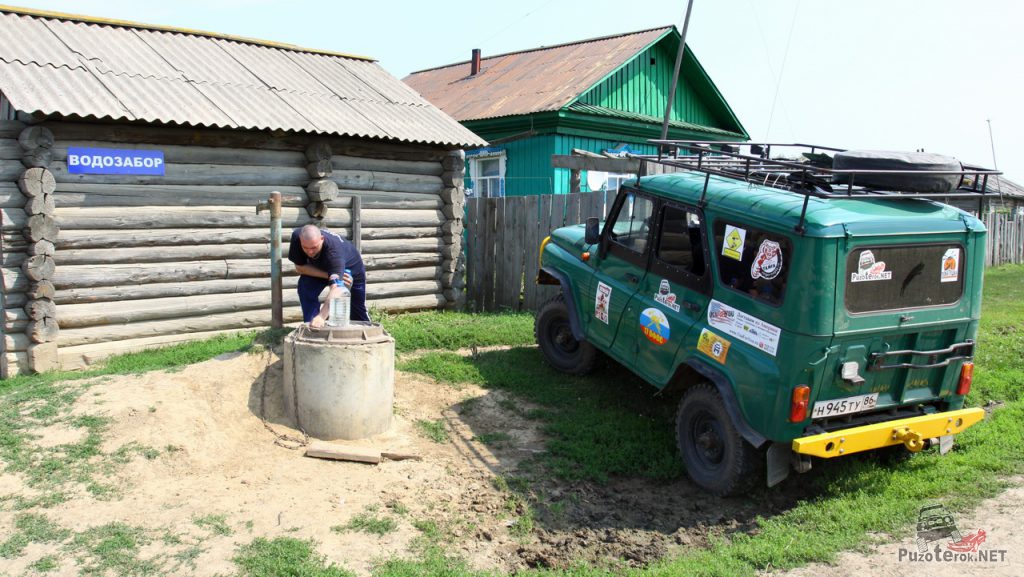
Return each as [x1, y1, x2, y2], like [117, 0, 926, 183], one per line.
[638, 140, 1001, 233]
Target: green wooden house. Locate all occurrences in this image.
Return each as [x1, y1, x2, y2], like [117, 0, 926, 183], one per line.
[404, 26, 747, 197]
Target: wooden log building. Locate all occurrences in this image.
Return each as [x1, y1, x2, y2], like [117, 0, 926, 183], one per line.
[0, 7, 485, 376]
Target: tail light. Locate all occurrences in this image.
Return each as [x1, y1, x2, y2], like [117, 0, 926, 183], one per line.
[790, 385, 811, 422]
[956, 362, 974, 396]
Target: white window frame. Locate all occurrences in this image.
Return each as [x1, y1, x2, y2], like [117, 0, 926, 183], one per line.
[607, 173, 637, 193]
[468, 151, 506, 198]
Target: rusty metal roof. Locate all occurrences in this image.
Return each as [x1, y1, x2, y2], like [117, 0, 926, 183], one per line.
[0, 7, 485, 147]
[403, 27, 673, 122]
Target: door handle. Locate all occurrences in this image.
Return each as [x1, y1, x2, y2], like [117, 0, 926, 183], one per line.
[625, 273, 640, 284]
[682, 301, 701, 312]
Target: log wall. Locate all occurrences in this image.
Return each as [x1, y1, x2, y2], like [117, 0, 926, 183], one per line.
[0, 120, 466, 374]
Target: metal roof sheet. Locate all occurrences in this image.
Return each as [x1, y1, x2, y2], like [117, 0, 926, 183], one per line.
[403, 27, 672, 121]
[0, 7, 485, 147]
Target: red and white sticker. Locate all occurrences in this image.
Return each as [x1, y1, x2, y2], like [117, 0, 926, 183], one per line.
[751, 240, 782, 280]
[850, 250, 892, 283]
[595, 282, 611, 324]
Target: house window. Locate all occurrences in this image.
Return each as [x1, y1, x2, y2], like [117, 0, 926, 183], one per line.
[468, 152, 505, 198]
[607, 173, 636, 193]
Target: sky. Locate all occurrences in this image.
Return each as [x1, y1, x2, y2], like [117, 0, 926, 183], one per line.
[8, 0, 1024, 182]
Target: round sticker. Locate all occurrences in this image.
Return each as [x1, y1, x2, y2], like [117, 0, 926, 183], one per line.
[640, 308, 670, 345]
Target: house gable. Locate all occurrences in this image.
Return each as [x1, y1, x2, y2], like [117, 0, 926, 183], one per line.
[572, 32, 747, 137]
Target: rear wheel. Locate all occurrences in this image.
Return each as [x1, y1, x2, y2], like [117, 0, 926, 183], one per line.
[535, 294, 596, 375]
[676, 383, 762, 496]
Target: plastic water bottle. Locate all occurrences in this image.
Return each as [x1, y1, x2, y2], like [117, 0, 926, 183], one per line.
[327, 269, 351, 327]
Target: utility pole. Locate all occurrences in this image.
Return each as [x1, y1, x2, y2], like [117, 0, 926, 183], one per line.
[661, 0, 695, 142]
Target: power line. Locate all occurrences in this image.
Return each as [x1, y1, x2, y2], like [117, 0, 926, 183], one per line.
[764, 0, 800, 142]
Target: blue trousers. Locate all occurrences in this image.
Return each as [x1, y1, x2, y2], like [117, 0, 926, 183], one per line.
[297, 275, 369, 323]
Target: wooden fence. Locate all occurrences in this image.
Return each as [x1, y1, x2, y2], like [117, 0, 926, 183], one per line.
[464, 191, 612, 312]
[983, 213, 1024, 267]
[464, 195, 1024, 313]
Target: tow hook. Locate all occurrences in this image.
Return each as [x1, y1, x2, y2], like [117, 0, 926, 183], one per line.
[892, 426, 925, 452]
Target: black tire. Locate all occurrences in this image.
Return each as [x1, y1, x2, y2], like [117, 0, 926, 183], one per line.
[535, 294, 597, 376]
[676, 383, 762, 496]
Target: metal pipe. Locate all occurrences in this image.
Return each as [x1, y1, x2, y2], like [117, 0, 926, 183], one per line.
[269, 191, 283, 328]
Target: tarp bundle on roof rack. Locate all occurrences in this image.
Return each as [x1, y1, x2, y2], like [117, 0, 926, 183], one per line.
[832, 150, 963, 193]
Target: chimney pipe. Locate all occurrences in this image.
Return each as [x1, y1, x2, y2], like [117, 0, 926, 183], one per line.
[471, 48, 481, 76]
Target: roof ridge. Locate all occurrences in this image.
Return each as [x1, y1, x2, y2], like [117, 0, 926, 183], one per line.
[407, 25, 674, 76]
[0, 4, 376, 62]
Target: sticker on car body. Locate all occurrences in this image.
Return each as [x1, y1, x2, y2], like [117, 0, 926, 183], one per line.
[640, 308, 670, 345]
[850, 249, 892, 282]
[707, 299, 781, 356]
[722, 225, 746, 261]
[654, 279, 681, 312]
[696, 329, 730, 364]
[595, 282, 611, 324]
[751, 240, 782, 279]
[941, 248, 960, 283]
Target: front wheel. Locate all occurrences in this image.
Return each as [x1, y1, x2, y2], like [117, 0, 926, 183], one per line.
[535, 294, 596, 375]
[676, 383, 763, 496]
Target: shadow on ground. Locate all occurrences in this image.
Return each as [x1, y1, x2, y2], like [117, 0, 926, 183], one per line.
[243, 345, 830, 570]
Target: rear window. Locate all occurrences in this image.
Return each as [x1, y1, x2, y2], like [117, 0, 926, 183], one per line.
[845, 244, 965, 313]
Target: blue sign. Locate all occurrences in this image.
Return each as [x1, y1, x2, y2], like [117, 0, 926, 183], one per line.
[67, 147, 165, 175]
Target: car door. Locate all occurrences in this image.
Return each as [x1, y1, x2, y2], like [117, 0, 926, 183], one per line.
[585, 188, 655, 365]
[626, 202, 713, 386]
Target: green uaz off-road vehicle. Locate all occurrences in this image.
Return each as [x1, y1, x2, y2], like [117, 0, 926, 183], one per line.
[535, 142, 997, 496]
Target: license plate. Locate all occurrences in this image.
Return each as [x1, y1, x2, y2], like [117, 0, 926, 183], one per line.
[811, 393, 879, 419]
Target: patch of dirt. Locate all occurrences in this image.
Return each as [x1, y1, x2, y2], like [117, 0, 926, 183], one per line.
[29, 422, 88, 449]
[769, 478, 1024, 577]
[0, 349, 806, 576]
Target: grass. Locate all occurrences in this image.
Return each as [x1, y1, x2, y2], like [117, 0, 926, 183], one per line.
[233, 537, 354, 577]
[0, 512, 70, 558]
[71, 522, 160, 577]
[193, 514, 232, 536]
[414, 418, 450, 444]
[334, 506, 399, 536]
[379, 310, 534, 353]
[400, 349, 682, 483]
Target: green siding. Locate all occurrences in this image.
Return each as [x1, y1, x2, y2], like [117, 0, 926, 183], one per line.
[503, 136, 556, 196]
[552, 135, 658, 194]
[575, 41, 733, 133]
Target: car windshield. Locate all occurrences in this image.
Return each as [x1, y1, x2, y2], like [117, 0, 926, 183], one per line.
[845, 244, 965, 313]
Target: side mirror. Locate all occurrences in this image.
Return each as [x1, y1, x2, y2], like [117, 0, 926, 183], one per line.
[585, 217, 600, 245]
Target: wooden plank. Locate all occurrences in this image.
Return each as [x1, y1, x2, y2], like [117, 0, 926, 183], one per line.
[495, 196, 509, 309]
[0, 121, 26, 139]
[0, 183, 26, 208]
[54, 183, 308, 208]
[550, 155, 641, 173]
[55, 244, 269, 266]
[509, 197, 526, 311]
[566, 192, 581, 226]
[522, 195, 540, 311]
[463, 198, 477, 311]
[331, 170, 442, 195]
[482, 198, 498, 312]
[305, 441, 381, 464]
[332, 155, 442, 176]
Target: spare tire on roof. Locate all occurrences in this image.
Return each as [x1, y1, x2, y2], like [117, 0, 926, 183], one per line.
[832, 150, 962, 193]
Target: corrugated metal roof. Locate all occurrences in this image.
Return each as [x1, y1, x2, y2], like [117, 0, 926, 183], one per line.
[0, 7, 485, 147]
[403, 27, 672, 122]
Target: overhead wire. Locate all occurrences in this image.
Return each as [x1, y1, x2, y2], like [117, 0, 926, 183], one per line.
[763, 0, 801, 142]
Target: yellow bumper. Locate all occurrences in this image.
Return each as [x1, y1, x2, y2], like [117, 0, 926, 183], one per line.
[791, 407, 985, 458]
